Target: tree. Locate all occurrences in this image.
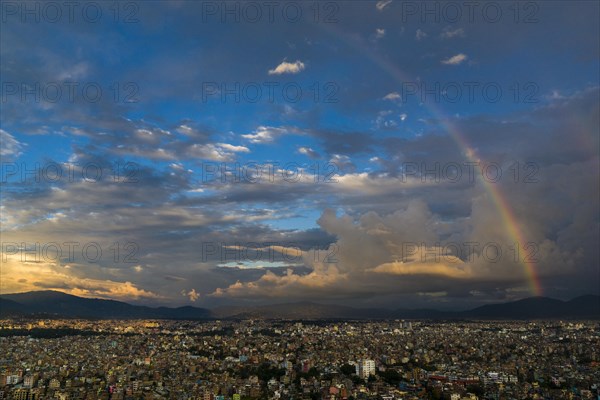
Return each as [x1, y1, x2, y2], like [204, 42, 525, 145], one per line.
[377, 369, 401, 384]
[466, 384, 484, 397]
[340, 364, 355, 376]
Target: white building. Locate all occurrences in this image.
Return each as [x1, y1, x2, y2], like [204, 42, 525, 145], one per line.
[356, 359, 376, 379]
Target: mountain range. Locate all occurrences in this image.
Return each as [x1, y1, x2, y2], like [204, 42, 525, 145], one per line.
[0, 291, 211, 319]
[0, 291, 598, 320]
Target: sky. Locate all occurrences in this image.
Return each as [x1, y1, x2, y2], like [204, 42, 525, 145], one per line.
[0, 0, 598, 309]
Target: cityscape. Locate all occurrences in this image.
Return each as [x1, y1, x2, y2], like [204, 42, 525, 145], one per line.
[0, 318, 599, 399]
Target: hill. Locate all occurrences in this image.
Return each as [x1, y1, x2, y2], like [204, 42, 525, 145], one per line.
[1, 291, 598, 320]
[0, 290, 211, 319]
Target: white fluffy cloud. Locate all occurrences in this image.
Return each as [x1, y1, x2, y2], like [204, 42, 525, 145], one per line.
[268, 60, 305, 75]
[242, 126, 301, 144]
[442, 53, 468, 65]
[182, 288, 200, 301]
[383, 92, 401, 101]
[0, 129, 24, 158]
[298, 146, 320, 159]
[184, 143, 250, 161]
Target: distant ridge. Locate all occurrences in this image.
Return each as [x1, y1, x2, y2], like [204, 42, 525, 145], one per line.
[0, 290, 211, 320]
[463, 296, 591, 319]
[1, 290, 598, 320]
[212, 301, 392, 320]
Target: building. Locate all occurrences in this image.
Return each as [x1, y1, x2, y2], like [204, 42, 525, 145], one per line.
[23, 375, 36, 388]
[356, 359, 376, 379]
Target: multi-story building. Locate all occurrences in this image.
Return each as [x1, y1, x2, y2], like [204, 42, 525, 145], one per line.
[49, 378, 61, 389]
[356, 359, 375, 379]
[23, 375, 36, 388]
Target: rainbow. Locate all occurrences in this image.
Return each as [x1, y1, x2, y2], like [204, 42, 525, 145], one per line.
[447, 126, 544, 296]
[318, 24, 544, 295]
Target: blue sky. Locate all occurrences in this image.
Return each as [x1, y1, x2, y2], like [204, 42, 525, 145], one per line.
[1, 1, 598, 308]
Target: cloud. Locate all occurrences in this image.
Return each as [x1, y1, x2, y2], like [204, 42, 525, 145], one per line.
[375, 110, 398, 129]
[375, 28, 386, 40]
[0, 130, 25, 158]
[0, 0, 595, 313]
[209, 201, 445, 299]
[416, 29, 428, 41]
[69, 282, 162, 301]
[182, 288, 200, 301]
[1, 5, 597, 308]
[329, 154, 355, 173]
[70, 118, 248, 162]
[184, 144, 238, 161]
[372, 261, 471, 278]
[211, 268, 348, 298]
[383, 92, 401, 101]
[441, 27, 465, 39]
[207, 201, 481, 301]
[0, 254, 163, 302]
[371, 245, 472, 278]
[176, 125, 201, 137]
[268, 60, 305, 75]
[298, 146, 320, 159]
[242, 126, 301, 144]
[441, 53, 468, 65]
[207, 102, 600, 302]
[215, 143, 250, 153]
[376, 0, 392, 11]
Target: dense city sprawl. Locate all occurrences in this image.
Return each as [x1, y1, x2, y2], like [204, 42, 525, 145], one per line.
[1, 319, 599, 400]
